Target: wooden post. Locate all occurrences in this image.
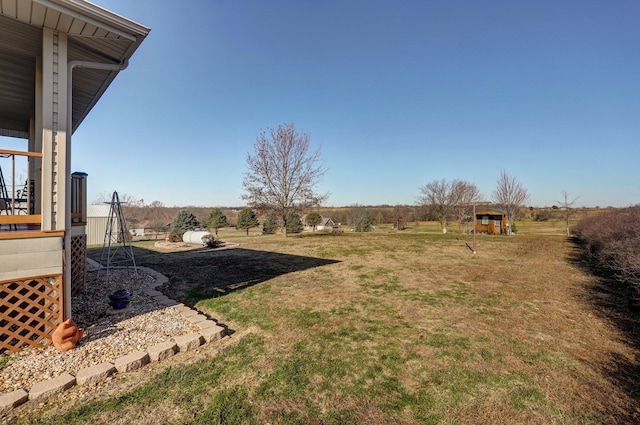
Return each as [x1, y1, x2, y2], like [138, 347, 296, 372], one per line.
[459, 201, 490, 254]
[472, 203, 477, 253]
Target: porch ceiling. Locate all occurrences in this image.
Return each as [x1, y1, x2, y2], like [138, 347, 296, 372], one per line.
[0, 0, 150, 139]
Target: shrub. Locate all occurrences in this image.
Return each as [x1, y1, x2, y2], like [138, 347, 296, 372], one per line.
[534, 210, 553, 222]
[201, 233, 220, 248]
[167, 232, 183, 243]
[574, 207, 640, 261]
[573, 206, 640, 297]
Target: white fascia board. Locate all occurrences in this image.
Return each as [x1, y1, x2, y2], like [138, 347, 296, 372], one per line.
[33, 0, 151, 40]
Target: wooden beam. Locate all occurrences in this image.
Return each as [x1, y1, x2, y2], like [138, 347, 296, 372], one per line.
[0, 149, 43, 158]
[0, 230, 64, 239]
[0, 214, 41, 224]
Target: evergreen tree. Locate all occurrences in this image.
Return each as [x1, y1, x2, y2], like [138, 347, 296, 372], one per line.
[205, 208, 228, 235]
[285, 212, 304, 234]
[262, 214, 280, 234]
[236, 207, 260, 236]
[170, 210, 199, 236]
[305, 212, 322, 231]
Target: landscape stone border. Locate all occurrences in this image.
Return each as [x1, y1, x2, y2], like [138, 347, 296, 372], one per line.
[0, 263, 227, 413]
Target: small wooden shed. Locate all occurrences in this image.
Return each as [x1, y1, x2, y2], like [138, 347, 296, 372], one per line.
[475, 208, 508, 235]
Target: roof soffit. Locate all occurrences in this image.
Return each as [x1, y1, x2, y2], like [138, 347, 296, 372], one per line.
[0, 0, 150, 137]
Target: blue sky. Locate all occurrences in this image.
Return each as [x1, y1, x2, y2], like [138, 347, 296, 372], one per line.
[57, 1, 640, 207]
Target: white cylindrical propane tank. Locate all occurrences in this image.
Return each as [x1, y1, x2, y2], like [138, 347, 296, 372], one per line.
[182, 230, 213, 245]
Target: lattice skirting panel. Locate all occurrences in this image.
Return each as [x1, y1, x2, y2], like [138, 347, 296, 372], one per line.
[0, 275, 63, 353]
[71, 234, 86, 296]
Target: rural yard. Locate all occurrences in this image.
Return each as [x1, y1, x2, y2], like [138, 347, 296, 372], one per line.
[4, 221, 640, 424]
[0, 1, 636, 424]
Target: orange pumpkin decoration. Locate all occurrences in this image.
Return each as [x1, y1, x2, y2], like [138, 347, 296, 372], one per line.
[52, 318, 84, 351]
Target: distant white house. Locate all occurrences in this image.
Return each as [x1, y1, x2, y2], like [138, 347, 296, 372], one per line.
[302, 215, 338, 232]
[317, 217, 337, 231]
[130, 228, 145, 237]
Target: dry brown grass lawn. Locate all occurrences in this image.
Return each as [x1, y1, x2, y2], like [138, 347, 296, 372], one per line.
[189, 227, 638, 423]
[250, 233, 638, 423]
[10, 222, 640, 424]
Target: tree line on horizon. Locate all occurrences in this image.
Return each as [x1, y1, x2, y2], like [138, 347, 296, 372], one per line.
[107, 122, 587, 237]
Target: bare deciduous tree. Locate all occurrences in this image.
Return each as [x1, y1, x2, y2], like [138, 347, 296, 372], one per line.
[392, 205, 407, 230]
[148, 200, 169, 240]
[492, 171, 529, 235]
[450, 180, 481, 231]
[556, 190, 580, 237]
[242, 123, 328, 235]
[95, 191, 143, 207]
[418, 179, 451, 233]
[417, 179, 480, 234]
[349, 204, 372, 232]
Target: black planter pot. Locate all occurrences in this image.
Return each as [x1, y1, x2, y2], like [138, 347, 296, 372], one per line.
[108, 289, 132, 310]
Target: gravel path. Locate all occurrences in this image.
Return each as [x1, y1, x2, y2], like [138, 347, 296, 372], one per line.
[0, 266, 200, 394]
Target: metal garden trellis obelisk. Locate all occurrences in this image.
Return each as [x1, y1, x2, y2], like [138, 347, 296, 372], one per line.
[99, 191, 137, 284]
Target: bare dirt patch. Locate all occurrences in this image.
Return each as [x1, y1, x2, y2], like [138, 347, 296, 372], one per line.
[153, 240, 201, 251]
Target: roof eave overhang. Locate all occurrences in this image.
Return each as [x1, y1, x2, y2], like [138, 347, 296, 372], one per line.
[26, 0, 150, 41]
[0, 0, 150, 137]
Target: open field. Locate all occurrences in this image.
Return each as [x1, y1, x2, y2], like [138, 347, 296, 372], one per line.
[10, 220, 640, 424]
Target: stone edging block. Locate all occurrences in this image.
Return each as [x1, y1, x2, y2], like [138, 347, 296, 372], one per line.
[200, 325, 226, 343]
[142, 288, 163, 297]
[179, 308, 200, 317]
[174, 333, 204, 352]
[0, 389, 28, 413]
[114, 351, 150, 373]
[28, 373, 76, 400]
[197, 319, 219, 330]
[186, 314, 208, 324]
[76, 362, 116, 386]
[176, 305, 193, 313]
[147, 342, 178, 362]
[158, 298, 180, 307]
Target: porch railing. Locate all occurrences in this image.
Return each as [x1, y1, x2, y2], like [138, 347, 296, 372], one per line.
[0, 149, 41, 232]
